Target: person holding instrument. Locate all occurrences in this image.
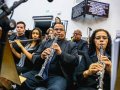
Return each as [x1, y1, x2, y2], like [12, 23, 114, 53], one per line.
[9, 21, 28, 64]
[15, 23, 79, 90]
[72, 29, 88, 55]
[76, 29, 112, 90]
[10, 27, 42, 74]
[46, 28, 55, 40]
[42, 28, 55, 42]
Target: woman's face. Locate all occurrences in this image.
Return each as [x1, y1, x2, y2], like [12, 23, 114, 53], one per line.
[32, 29, 40, 39]
[94, 31, 108, 50]
[55, 18, 61, 23]
[48, 30, 55, 39]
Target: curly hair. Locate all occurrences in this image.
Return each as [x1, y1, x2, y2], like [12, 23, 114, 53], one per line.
[89, 29, 112, 56]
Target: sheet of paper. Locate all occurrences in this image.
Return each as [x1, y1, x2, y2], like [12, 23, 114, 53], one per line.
[111, 38, 120, 90]
[19, 75, 26, 84]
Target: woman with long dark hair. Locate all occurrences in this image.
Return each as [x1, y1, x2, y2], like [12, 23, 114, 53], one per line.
[10, 27, 42, 74]
[76, 29, 112, 90]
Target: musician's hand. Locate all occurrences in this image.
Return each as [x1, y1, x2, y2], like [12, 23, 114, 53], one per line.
[88, 63, 103, 75]
[51, 43, 62, 55]
[100, 55, 112, 74]
[41, 48, 51, 59]
[14, 40, 23, 48]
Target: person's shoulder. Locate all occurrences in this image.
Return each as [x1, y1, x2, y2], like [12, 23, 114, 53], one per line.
[9, 34, 16, 40]
[18, 34, 28, 40]
[42, 39, 53, 47]
[80, 39, 88, 45]
[66, 40, 76, 47]
[81, 39, 87, 42]
[23, 35, 28, 39]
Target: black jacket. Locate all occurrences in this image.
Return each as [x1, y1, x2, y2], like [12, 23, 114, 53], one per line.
[74, 39, 88, 56]
[76, 53, 111, 90]
[32, 39, 79, 80]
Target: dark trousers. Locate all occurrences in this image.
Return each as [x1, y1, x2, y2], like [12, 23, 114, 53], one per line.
[17, 66, 30, 74]
[16, 71, 67, 90]
[76, 87, 97, 90]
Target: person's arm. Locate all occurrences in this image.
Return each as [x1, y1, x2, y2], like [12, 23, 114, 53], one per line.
[81, 41, 89, 52]
[31, 42, 46, 65]
[57, 42, 78, 66]
[83, 70, 91, 78]
[10, 43, 21, 59]
[76, 56, 89, 81]
[15, 40, 33, 60]
[19, 44, 33, 60]
[83, 63, 103, 77]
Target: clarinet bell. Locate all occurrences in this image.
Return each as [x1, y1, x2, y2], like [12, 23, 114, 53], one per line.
[35, 74, 43, 80]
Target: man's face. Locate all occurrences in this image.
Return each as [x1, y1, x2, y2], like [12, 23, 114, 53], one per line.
[16, 23, 25, 36]
[73, 31, 82, 41]
[54, 24, 66, 40]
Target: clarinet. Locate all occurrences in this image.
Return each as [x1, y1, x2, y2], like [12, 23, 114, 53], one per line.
[97, 45, 105, 90]
[35, 36, 58, 80]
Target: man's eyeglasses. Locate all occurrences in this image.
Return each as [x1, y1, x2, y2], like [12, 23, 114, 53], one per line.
[73, 33, 81, 36]
[54, 28, 64, 31]
[95, 36, 108, 40]
[32, 32, 39, 35]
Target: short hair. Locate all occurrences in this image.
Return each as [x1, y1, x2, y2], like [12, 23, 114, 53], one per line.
[16, 21, 26, 28]
[46, 28, 54, 34]
[73, 29, 82, 35]
[53, 23, 65, 31]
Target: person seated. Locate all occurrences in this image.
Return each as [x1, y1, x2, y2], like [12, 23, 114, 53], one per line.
[76, 29, 112, 90]
[10, 27, 42, 74]
[9, 21, 28, 64]
[15, 23, 79, 90]
[72, 29, 88, 55]
[51, 17, 62, 28]
[42, 28, 55, 42]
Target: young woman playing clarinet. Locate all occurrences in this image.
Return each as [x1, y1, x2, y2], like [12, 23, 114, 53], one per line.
[76, 29, 112, 90]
